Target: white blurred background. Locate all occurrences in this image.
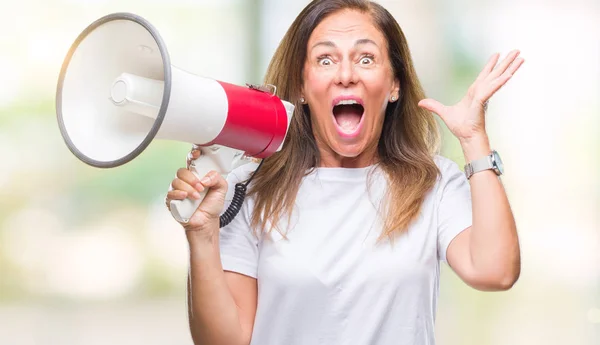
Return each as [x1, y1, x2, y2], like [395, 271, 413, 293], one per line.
[0, 0, 598, 344]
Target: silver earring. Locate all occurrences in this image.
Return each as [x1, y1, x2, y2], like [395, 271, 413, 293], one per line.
[300, 97, 305, 104]
[390, 95, 397, 102]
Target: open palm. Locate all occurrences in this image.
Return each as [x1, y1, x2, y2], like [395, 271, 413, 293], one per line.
[419, 50, 525, 142]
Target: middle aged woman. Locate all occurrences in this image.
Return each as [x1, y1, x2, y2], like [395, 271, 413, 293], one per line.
[165, 1, 523, 344]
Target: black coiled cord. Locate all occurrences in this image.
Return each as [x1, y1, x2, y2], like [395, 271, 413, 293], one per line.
[219, 159, 264, 228]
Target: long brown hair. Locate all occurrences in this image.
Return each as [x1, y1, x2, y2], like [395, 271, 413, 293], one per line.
[247, 0, 440, 241]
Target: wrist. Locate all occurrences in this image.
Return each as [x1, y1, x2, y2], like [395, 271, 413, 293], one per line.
[186, 223, 220, 248]
[187, 233, 220, 260]
[187, 237, 222, 275]
[460, 134, 492, 162]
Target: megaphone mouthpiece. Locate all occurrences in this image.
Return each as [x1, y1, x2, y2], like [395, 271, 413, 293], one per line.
[109, 73, 163, 119]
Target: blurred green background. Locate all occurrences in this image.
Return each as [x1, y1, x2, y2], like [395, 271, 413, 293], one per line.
[0, 0, 598, 344]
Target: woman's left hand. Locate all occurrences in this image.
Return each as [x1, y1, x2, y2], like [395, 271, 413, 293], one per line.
[418, 50, 524, 143]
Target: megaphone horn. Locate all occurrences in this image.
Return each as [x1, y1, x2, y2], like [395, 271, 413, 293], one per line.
[56, 12, 295, 225]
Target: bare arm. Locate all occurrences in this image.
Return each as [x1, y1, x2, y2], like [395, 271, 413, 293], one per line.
[419, 50, 524, 291]
[165, 154, 258, 345]
[447, 136, 521, 291]
[186, 232, 258, 345]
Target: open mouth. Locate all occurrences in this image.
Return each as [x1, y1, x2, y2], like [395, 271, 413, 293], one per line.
[332, 101, 364, 134]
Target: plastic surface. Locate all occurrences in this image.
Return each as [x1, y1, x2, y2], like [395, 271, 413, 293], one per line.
[169, 146, 244, 223]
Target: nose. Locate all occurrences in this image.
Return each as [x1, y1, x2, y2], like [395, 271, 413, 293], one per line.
[334, 59, 357, 87]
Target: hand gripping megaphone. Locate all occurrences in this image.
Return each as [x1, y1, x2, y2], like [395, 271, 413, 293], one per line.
[56, 13, 295, 226]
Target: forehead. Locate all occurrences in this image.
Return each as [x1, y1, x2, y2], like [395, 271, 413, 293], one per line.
[308, 9, 386, 47]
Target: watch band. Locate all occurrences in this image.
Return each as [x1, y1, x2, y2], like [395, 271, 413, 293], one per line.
[464, 154, 493, 179]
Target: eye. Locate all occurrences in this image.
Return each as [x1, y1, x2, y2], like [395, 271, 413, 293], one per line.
[359, 55, 374, 65]
[317, 56, 333, 66]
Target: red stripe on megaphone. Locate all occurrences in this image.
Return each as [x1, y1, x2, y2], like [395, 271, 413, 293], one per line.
[209, 81, 289, 158]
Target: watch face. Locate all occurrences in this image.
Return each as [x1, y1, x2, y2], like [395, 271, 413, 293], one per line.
[492, 150, 504, 175]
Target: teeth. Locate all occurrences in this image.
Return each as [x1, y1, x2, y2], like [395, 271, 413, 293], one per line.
[335, 99, 359, 106]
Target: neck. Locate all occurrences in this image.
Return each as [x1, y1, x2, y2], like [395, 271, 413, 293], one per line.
[316, 144, 379, 168]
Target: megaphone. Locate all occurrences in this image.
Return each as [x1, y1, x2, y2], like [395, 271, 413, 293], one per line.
[56, 12, 295, 225]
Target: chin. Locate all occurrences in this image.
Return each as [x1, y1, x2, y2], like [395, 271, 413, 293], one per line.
[329, 136, 371, 159]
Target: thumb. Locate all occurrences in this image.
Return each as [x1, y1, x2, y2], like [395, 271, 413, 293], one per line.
[198, 171, 228, 199]
[418, 99, 446, 118]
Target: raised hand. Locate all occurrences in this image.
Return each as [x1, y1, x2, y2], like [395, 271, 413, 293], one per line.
[418, 50, 525, 143]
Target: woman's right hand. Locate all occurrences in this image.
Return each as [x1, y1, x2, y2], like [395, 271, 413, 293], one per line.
[166, 146, 229, 238]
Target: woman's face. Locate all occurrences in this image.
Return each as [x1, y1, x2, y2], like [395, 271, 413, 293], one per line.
[302, 9, 399, 167]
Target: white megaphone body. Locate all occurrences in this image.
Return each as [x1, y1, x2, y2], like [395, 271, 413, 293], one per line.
[56, 13, 295, 225]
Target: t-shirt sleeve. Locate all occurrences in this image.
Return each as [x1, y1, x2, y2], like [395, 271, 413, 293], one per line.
[436, 158, 473, 263]
[218, 164, 260, 279]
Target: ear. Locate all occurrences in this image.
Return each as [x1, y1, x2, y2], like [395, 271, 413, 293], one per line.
[299, 85, 306, 104]
[390, 78, 400, 103]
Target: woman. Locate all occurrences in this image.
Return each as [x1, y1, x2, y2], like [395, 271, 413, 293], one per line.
[165, 0, 523, 344]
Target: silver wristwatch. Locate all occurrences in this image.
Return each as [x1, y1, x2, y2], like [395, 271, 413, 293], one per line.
[464, 150, 504, 179]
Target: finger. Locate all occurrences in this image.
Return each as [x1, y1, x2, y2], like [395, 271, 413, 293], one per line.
[479, 73, 513, 102]
[166, 189, 188, 201]
[487, 50, 520, 81]
[176, 168, 204, 192]
[186, 149, 202, 169]
[165, 189, 189, 212]
[198, 170, 227, 191]
[172, 176, 204, 200]
[418, 99, 447, 119]
[474, 53, 500, 84]
[478, 57, 525, 102]
[504, 57, 525, 78]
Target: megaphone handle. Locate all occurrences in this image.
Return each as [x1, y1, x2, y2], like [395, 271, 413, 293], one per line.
[169, 148, 227, 224]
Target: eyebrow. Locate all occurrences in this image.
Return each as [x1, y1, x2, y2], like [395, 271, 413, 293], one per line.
[311, 38, 379, 50]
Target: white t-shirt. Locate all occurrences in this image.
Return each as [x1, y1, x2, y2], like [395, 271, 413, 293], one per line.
[219, 155, 472, 345]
